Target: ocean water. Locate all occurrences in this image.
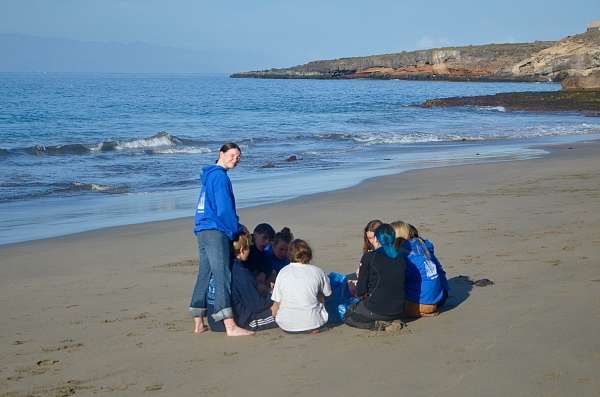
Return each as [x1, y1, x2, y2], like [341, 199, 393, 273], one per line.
[1, 73, 599, 245]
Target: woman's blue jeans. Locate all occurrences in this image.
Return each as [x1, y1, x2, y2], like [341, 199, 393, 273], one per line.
[189, 230, 234, 321]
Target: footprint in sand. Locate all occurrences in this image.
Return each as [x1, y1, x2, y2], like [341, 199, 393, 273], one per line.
[41, 339, 83, 352]
[545, 259, 561, 266]
[145, 383, 163, 391]
[153, 260, 197, 274]
[133, 312, 149, 320]
[13, 359, 61, 378]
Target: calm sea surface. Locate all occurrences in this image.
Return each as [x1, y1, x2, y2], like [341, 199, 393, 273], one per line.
[1, 73, 599, 244]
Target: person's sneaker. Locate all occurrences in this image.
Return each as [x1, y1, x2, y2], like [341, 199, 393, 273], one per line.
[384, 320, 406, 333]
[373, 321, 393, 331]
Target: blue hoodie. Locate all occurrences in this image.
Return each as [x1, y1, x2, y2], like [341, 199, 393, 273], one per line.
[194, 165, 243, 240]
[402, 238, 449, 305]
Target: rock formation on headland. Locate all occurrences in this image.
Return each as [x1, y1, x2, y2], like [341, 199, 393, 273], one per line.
[232, 23, 600, 89]
[232, 42, 555, 82]
[512, 26, 600, 90]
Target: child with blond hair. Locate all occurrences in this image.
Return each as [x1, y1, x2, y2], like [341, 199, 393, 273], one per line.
[207, 233, 277, 332]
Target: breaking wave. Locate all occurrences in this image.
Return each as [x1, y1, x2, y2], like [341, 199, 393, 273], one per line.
[298, 124, 600, 145]
[0, 181, 130, 203]
[0, 132, 212, 157]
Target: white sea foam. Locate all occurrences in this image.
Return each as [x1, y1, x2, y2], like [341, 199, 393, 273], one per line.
[476, 106, 506, 112]
[151, 147, 212, 155]
[321, 123, 600, 146]
[350, 132, 485, 145]
[116, 133, 176, 150]
[72, 181, 114, 192]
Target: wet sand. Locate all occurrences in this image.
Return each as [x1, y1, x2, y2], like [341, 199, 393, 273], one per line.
[1, 140, 599, 396]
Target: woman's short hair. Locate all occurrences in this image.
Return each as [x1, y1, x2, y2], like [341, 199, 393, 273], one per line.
[253, 223, 275, 240]
[219, 142, 241, 153]
[232, 233, 250, 256]
[288, 239, 312, 264]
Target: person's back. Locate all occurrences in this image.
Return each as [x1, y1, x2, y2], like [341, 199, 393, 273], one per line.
[403, 238, 448, 306]
[345, 223, 406, 330]
[271, 240, 331, 333]
[272, 263, 331, 332]
[357, 249, 406, 316]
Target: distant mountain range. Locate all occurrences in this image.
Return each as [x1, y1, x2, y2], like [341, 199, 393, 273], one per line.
[0, 33, 219, 73]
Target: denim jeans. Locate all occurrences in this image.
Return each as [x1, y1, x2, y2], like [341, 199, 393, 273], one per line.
[189, 230, 234, 321]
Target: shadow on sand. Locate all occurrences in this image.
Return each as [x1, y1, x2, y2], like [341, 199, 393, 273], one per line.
[441, 275, 474, 313]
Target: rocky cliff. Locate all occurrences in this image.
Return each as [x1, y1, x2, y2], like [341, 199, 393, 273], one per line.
[232, 42, 555, 81]
[232, 27, 600, 86]
[512, 29, 600, 88]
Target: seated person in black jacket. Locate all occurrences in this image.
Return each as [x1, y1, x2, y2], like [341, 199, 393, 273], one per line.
[344, 223, 406, 330]
[246, 223, 276, 292]
[207, 232, 277, 332]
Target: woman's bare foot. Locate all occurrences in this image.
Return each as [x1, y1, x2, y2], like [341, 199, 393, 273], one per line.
[193, 317, 208, 334]
[223, 318, 255, 336]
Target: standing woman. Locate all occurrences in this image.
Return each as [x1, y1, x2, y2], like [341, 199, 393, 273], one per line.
[189, 143, 254, 336]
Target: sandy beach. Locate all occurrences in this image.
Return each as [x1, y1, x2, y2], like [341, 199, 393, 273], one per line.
[1, 140, 599, 397]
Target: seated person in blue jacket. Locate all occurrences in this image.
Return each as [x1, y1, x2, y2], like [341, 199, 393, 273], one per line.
[265, 227, 294, 275]
[391, 221, 449, 317]
[344, 223, 407, 330]
[271, 239, 332, 334]
[207, 233, 278, 332]
[246, 223, 276, 292]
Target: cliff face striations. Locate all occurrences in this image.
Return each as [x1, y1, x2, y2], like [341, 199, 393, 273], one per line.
[232, 42, 556, 82]
[512, 29, 600, 88]
[232, 27, 600, 85]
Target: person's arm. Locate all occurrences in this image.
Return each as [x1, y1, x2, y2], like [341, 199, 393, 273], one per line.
[321, 270, 332, 298]
[213, 175, 242, 239]
[356, 253, 371, 297]
[270, 274, 282, 317]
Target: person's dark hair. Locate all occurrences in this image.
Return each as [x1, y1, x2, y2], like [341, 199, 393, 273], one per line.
[363, 219, 383, 253]
[374, 223, 399, 258]
[408, 224, 419, 239]
[253, 223, 275, 240]
[273, 227, 293, 246]
[288, 239, 312, 264]
[219, 142, 241, 153]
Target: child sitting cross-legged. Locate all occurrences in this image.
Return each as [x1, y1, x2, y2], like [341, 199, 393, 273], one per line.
[271, 239, 332, 334]
[207, 232, 277, 332]
[391, 221, 449, 318]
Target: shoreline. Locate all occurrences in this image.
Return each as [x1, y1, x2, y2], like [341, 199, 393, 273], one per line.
[0, 135, 600, 250]
[1, 139, 599, 396]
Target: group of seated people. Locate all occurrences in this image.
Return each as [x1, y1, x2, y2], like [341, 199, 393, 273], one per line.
[206, 219, 448, 334]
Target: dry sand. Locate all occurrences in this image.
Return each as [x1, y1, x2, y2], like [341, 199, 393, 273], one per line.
[1, 140, 599, 397]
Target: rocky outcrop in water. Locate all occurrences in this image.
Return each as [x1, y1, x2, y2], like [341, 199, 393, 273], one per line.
[421, 90, 600, 115]
[419, 27, 600, 114]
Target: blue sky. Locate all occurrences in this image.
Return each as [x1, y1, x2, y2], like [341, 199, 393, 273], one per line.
[1, 0, 599, 72]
